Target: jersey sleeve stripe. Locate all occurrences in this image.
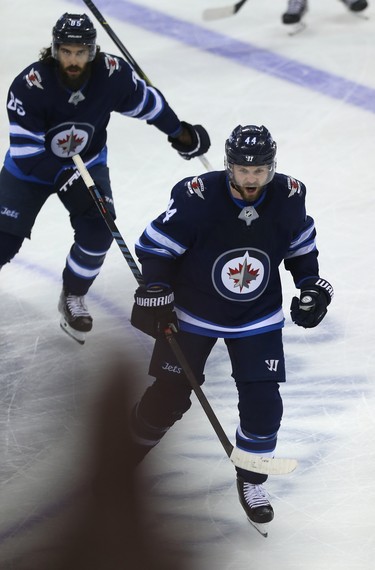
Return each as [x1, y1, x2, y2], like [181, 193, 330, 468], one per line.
[144, 223, 187, 256]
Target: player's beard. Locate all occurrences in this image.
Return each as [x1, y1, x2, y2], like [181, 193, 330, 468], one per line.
[231, 181, 264, 203]
[59, 64, 91, 91]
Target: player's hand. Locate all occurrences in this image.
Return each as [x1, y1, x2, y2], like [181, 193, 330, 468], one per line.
[55, 168, 82, 193]
[54, 167, 99, 215]
[168, 121, 211, 160]
[131, 285, 178, 338]
[290, 279, 333, 328]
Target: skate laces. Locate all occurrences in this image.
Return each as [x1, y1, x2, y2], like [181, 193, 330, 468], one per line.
[66, 294, 90, 317]
[286, 0, 307, 13]
[243, 483, 270, 509]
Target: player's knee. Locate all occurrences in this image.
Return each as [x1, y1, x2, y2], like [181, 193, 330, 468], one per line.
[72, 211, 114, 250]
[138, 376, 192, 427]
[237, 381, 283, 434]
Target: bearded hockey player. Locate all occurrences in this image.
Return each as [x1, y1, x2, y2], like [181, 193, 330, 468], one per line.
[130, 124, 333, 535]
[0, 13, 210, 343]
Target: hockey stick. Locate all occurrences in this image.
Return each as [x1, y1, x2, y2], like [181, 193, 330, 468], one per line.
[72, 155, 143, 285]
[203, 0, 249, 21]
[73, 154, 296, 475]
[82, 0, 213, 171]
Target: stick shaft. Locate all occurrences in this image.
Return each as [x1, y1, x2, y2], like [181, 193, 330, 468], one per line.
[72, 155, 143, 285]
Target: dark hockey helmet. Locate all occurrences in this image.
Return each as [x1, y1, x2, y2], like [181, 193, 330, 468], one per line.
[52, 13, 97, 61]
[225, 125, 277, 166]
[225, 125, 277, 185]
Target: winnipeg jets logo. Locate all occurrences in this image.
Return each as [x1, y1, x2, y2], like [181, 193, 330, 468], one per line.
[228, 258, 259, 292]
[104, 54, 120, 77]
[212, 248, 270, 302]
[25, 68, 43, 90]
[287, 176, 302, 198]
[57, 127, 85, 155]
[47, 122, 93, 158]
[49, 125, 90, 158]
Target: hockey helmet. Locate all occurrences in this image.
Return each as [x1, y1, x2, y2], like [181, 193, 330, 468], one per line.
[225, 125, 277, 186]
[52, 13, 97, 61]
[225, 125, 277, 166]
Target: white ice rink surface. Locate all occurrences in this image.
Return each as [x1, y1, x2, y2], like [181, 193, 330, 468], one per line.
[1, 0, 375, 568]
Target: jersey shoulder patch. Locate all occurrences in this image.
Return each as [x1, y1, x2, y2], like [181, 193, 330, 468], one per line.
[286, 175, 303, 198]
[274, 173, 304, 199]
[24, 66, 44, 90]
[103, 53, 122, 77]
[185, 176, 205, 199]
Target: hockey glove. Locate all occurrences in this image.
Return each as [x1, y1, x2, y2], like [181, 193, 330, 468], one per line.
[168, 121, 211, 160]
[290, 279, 333, 329]
[55, 168, 82, 194]
[55, 167, 99, 216]
[131, 286, 179, 339]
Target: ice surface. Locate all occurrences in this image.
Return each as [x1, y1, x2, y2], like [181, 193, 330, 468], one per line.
[1, 0, 375, 568]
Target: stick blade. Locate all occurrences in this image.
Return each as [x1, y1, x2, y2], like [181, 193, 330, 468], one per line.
[230, 448, 297, 475]
[202, 6, 235, 21]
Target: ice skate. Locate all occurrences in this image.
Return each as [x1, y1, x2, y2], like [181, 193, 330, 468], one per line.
[282, 0, 308, 24]
[236, 476, 274, 537]
[340, 0, 368, 12]
[58, 287, 93, 345]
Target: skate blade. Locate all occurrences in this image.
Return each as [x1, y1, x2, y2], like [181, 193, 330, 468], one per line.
[248, 518, 269, 538]
[60, 318, 86, 345]
[353, 12, 369, 20]
[288, 21, 307, 36]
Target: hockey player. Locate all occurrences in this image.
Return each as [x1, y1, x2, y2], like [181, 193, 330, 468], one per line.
[0, 13, 210, 344]
[282, 0, 368, 25]
[130, 124, 333, 532]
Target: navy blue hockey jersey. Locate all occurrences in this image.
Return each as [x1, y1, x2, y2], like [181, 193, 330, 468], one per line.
[4, 53, 181, 185]
[135, 171, 321, 338]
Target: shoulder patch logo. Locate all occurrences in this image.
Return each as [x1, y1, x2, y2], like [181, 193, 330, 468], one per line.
[186, 176, 205, 199]
[25, 68, 43, 90]
[287, 176, 302, 198]
[104, 54, 120, 77]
